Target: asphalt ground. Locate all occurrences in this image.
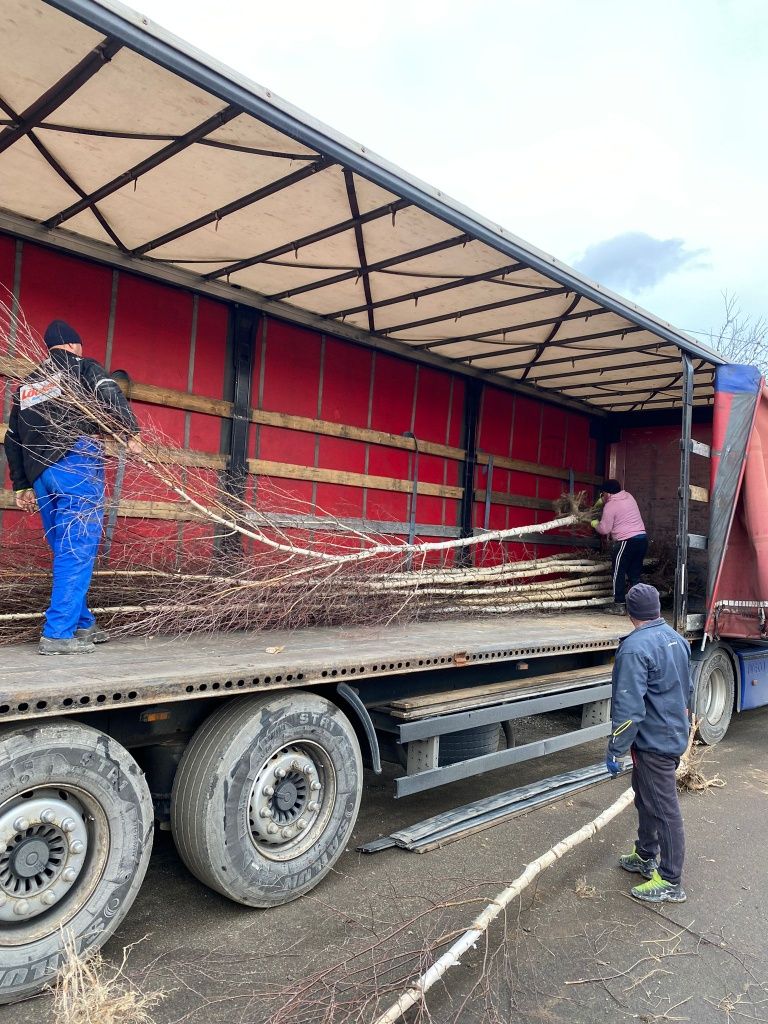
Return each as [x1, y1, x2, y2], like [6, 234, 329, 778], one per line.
[4, 706, 767, 1024]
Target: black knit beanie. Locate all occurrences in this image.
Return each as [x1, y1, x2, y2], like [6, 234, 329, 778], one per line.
[44, 320, 82, 349]
[626, 583, 661, 620]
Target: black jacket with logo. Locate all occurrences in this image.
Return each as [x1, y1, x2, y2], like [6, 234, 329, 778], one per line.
[3, 350, 139, 490]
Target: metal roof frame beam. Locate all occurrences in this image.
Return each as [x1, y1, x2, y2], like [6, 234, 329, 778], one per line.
[46, 104, 241, 228]
[519, 293, 581, 382]
[0, 35, 122, 155]
[0, 93, 125, 250]
[525, 352, 682, 385]
[554, 366, 715, 393]
[325, 260, 524, 321]
[343, 169, 375, 332]
[451, 325, 646, 365]
[416, 305, 615, 351]
[377, 286, 568, 336]
[268, 233, 471, 302]
[135, 156, 334, 256]
[205, 196, 411, 280]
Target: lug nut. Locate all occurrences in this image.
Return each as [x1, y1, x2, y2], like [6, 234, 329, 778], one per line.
[62, 867, 77, 883]
[259, 808, 270, 819]
[290, 760, 300, 771]
[308, 801, 319, 812]
[61, 818, 76, 833]
[41, 891, 57, 906]
[310, 781, 321, 792]
[302, 764, 314, 776]
[0, 894, 6, 908]
[275, 767, 286, 779]
[70, 840, 84, 855]
[13, 817, 30, 833]
[263, 785, 274, 797]
[296, 819, 307, 830]
[281, 828, 293, 839]
[40, 809, 56, 825]
[13, 900, 30, 917]
[267, 823, 278, 835]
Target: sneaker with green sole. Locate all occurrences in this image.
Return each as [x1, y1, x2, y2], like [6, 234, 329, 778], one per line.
[631, 869, 687, 903]
[619, 844, 659, 879]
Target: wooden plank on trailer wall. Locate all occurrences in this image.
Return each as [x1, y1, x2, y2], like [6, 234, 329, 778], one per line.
[473, 489, 558, 512]
[247, 459, 463, 499]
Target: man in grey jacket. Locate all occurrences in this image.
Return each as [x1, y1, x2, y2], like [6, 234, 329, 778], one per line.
[605, 583, 692, 903]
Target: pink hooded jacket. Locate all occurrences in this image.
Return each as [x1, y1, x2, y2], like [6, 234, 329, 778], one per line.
[595, 490, 646, 542]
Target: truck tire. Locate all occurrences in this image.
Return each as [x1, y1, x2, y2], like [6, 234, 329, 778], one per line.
[693, 645, 736, 745]
[171, 692, 363, 908]
[0, 720, 153, 1005]
[438, 723, 501, 765]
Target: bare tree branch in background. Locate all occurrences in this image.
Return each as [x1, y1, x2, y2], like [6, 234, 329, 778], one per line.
[709, 292, 768, 372]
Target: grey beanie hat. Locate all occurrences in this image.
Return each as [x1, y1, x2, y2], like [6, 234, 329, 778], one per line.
[625, 583, 661, 620]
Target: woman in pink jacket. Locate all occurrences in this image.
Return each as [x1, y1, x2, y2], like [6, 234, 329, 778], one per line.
[592, 479, 647, 615]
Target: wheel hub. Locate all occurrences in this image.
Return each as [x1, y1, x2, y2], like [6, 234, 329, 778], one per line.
[0, 794, 89, 922]
[249, 746, 323, 848]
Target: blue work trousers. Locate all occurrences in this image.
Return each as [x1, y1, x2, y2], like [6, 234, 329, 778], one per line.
[32, 438, 105, 639]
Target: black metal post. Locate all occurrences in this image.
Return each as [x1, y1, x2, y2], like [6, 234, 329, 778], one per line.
[457, 380, 482, 567]
[217, 305, 258, 555]
[674, 355, 694, 632]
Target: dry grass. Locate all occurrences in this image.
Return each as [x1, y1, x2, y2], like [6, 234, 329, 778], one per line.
[575, 876, 598, 900]
[49, 933, 164, 1024]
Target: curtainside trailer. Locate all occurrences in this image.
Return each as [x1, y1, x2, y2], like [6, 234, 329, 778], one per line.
[0, 0, 767, 1003]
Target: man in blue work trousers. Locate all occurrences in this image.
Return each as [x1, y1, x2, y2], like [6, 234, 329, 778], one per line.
[605, 583, 692, 903]
[4, 320, 140, 655]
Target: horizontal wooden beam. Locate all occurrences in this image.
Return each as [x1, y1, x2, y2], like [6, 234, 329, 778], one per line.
[247, 459, 463, 499]
[473, 490, 557, 512]
[476, 452, 601, 486]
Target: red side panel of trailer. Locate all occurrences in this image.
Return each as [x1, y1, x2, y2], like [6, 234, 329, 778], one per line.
[0, 233, 599, 570]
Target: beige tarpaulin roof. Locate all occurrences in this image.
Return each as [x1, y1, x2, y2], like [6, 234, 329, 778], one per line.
[0, 0, 722, 414]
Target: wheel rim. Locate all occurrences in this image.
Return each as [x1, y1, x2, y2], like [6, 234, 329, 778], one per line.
[0, 787, 109, 942]
[248, 742, 337, 862]
[704, 665, 728, 725]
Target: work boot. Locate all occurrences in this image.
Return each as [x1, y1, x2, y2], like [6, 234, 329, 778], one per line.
[619, 844, 659, 879]
[603, 602, 627, 616]
[38, 636, 96, 656]
[75, 623, 109, 644]
[630, 869, 687, 903]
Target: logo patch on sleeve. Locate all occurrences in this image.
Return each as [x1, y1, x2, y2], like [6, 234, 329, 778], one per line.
[19, 375, 62, 409]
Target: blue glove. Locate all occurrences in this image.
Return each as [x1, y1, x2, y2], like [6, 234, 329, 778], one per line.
[605, 753, 621, 777]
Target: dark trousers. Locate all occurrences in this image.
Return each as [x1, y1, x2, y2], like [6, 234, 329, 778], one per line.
[632, 747, 685, 885]
[611, 533, 648, 602]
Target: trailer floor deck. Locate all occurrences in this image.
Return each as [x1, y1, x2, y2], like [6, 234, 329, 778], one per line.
[0, 612, 626, 723]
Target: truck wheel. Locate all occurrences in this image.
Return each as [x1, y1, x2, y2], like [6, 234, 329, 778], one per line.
[693, 645, 735, 745]
[171, 692, 363, 908]
[0, 720, 153, 1005]
[438, 723, 501, 765]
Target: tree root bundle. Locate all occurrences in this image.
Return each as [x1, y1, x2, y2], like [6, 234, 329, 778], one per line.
[676, 717, 727, 793]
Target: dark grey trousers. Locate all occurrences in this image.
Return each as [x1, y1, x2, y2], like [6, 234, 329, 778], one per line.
[632, 746, 685, 885]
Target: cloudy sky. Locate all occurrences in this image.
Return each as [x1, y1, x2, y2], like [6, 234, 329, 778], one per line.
[138, 0, 766, 342]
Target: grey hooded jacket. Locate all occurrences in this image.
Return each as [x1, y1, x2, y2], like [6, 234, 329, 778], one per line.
[608, 618, 692, 759]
